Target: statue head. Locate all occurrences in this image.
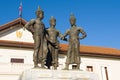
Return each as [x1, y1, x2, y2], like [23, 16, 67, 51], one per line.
[69, 14, 76, 26]
[50, 16, 56, 27]
[36, 6, 44, 20]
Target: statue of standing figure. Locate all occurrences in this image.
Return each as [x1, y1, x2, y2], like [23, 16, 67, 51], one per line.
[46, 16, 63, 70]
[24, 5, 87, 70]
[24, 7, 48, 69]
[62, 14, 87, 70]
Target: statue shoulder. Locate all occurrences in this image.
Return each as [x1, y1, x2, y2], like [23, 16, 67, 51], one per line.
[56, 30, 60, 33]
[66, 29, 70, 32]
[77, 26, 86, 34]
[77, 26, 83, 30]
[29, 19, 35, 24]
[25, 19, 35, 28]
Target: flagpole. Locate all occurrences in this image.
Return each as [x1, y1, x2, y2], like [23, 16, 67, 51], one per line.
[19, 0, 25, 30]
[19, 1, 22, 18]
[19, 0, 22, 18]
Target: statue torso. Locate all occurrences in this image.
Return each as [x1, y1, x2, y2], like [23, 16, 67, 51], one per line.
[69, 26, 80, 40]
[47, 28, 59, 42]
[33, 19, 45, 36]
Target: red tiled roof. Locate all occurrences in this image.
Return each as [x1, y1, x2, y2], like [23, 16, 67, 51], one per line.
[60, 44, 120, 57]
[0, 40, 120, 58]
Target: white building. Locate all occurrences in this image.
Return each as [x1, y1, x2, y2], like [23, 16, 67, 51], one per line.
[0, 18, 120, 80]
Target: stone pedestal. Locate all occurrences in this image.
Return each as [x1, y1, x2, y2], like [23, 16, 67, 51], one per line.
[19, 69, 98, 80]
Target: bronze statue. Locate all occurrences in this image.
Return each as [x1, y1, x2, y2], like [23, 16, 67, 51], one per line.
[46, 16, 63, 70]
[24, 6, 48, 68]
[62, 14, 87, 70]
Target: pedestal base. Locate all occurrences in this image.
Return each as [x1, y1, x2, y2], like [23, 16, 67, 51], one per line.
[19, 69, 98, 80]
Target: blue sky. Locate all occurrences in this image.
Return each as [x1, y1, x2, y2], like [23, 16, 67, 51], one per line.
[0, 0, 120, 49]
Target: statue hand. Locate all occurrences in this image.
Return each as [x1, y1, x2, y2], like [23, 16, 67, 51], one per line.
[61, 36, 65, 40]
[60, 36, 68, 41]
[63, 38, 68, 41]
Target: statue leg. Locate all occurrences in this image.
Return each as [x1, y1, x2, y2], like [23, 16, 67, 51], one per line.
[41, 54, 47, 68]
[63, 46, 71, 70]
[76, 63, 80, 70]
[41, 59, 46, 68]
[52, 47, 55, 65]
[76, 56, 81, 70]
[41, 41, 48, 69]
[75, 42, 80, 70]
[64, 64, 69, 70]
[52, 47, 58, 70]
[33, 36, 40, 68]
[53, 49, 58, 70]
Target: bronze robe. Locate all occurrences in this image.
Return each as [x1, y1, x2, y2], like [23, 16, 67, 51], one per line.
[64, 26, 86, 64]
[26, 20, 48, 63]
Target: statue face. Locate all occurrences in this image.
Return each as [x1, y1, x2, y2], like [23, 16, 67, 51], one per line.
[50, 19, 56, 27]
[37, 12, 44, 20]
[70, 19, 76, 26]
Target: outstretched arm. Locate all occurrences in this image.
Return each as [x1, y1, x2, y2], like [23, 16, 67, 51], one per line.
[78, 27, 87, 40]
[57, 31, 67, 41]
[63, 29, 70, 37]
[61, 29, 70, 41]
[58, 31, 63, 39]
[24, 20, 35, 34]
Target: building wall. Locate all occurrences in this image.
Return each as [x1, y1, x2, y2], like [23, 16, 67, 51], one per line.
[81, 56, 120, 80]
[0, 47, 120, 80]
[0, 47, 33, 80]
[0, 28, 34, 43]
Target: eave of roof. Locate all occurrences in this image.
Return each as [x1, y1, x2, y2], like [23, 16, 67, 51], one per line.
[0, 40, 120, 58]
[0, 18, 27, 32]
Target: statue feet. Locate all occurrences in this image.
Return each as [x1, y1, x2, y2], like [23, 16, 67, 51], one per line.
[34, 65, 41, 68]
[63, 64, 69, 70]
[62, 67, 69, 70]
[41, 64, 47, 69]
[40, 66, 47, 69]
[53, 67, 57, 70]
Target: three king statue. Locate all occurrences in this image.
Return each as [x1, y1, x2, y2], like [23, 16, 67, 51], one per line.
[24, 6, 87, 70]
